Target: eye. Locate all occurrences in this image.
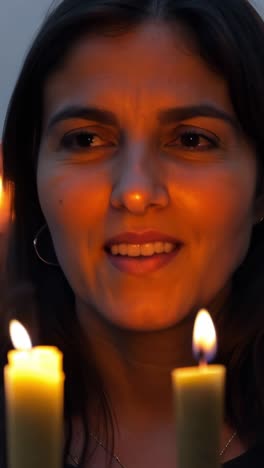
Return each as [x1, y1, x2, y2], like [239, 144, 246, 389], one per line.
[167, 129, 219, 151]
[60, 129, 114, 151]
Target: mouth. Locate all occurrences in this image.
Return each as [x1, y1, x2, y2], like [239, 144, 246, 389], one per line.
[104, 231, 184, 275]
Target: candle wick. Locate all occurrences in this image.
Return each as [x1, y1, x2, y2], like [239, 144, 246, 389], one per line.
[197, 349, 207, 367]
[199, 360, 207, 368]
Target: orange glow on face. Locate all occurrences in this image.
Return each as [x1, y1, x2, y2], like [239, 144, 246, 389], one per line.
[132, 193, 141, 201]
[192, 309, 217, 364]
[0, 161, 11, 229]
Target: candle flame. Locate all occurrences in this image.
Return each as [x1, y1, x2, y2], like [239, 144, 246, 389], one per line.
[9, 320, 32, 350]
[192, 309, 217, 364]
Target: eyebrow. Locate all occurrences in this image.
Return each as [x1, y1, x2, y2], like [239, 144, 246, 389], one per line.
[158, 104, 240, 131]
[45, 103, 240, 134]
[46, 106, 119, 133]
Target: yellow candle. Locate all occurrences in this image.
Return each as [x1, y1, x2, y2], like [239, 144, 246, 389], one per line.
[172, 309, 226, 468]
[4, 321, 64, 468]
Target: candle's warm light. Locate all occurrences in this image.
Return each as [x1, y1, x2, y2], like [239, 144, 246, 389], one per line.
[5, 323, 64, 468]
[172, 308, 225, 468]
[192, 309, 217, 364]
[132, 193, 141, 201]
[9, 320, 32, 350]
[0, 176, 4, 206]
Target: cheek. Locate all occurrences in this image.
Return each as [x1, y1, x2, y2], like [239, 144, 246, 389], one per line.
[180, 163, 256, 291]
[168, 158, 257, 287]
[170, 161, 256, 236]
[201, 178, 254, 238]
[198, 184, 253, 279]
[37, 165, 111, 247]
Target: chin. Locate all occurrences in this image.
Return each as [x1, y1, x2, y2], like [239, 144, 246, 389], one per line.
[102, 307, 188, 332]
[77, 294, 194, 331]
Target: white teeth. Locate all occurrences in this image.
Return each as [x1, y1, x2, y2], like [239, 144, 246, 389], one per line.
[119, 244, 128, 255]
[109, 241, 175, 257]
[154, 241, 164, 254]
[164, 242, 174, 253]
[111, 244, 119, 255]
[141, 243, 155, 256]
[127, 244, 141, 256]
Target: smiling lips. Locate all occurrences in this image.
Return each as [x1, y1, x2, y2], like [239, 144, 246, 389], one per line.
[104, 231, 183, 275]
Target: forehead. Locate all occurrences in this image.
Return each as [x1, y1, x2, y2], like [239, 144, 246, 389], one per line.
[43, 21, 234, 124]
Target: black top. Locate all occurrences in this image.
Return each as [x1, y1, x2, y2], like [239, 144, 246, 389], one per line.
[223, 444, 263, 467]
[65, 444, 263, 468]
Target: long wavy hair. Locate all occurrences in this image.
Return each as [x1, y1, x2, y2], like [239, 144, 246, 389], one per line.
[1, 0, 264, 466]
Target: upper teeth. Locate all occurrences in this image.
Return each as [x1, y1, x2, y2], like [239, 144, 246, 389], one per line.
[110, 242, 175, 257]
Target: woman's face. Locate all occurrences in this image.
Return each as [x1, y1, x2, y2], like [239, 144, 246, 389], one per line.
[38, 22, 258, 330]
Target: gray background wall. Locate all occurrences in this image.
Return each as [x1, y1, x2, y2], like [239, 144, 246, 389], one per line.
[0, 0, 264, 134]
[0, 0, 52, 134]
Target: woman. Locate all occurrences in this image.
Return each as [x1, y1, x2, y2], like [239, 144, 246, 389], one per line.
[1, 0, 264, 466]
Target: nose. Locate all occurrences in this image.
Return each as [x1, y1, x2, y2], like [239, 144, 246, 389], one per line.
[110, 143, 169, 215]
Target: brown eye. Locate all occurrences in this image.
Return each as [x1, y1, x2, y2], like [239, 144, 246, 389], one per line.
[168, 130, 218, 151]
[72, 132, 95, 148]
[180, 133, 202, 148]
[61, 131, 107, 150]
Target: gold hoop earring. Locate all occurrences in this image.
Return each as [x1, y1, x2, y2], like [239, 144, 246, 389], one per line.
[33, 224, 59, 267]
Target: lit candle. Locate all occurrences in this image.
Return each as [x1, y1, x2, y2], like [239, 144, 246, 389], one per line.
[4, 320, 64, 468]
[172, 309, 226, 468]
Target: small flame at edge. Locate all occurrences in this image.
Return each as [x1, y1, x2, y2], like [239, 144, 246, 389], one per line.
[9, 320, 32, 350]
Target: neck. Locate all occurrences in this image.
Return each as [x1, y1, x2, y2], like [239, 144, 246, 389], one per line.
[77, 302, 198, 433]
